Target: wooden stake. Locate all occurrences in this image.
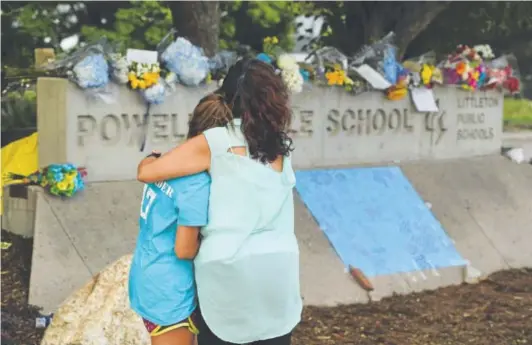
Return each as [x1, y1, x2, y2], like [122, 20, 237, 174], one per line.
[349, 266, 374, 291]
[34, 48, 55, 69]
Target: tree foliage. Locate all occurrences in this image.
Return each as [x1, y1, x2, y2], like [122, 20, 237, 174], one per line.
[81, 1, 172, 52]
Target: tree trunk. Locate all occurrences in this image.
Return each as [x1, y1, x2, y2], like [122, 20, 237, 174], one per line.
[339, 2, 450, 58]
[392, 2, 450, 58]
[168, 1, 220, 57]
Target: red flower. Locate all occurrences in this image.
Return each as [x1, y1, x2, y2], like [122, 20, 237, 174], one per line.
[504, 77, 520, 93]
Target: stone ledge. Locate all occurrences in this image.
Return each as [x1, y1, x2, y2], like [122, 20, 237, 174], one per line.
[1, 185, 39, 238]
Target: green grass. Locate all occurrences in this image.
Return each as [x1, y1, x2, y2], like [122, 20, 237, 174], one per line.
[503, 98, 532, 131]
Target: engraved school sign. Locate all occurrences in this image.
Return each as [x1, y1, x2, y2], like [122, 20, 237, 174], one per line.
[37, 78, 503, 182]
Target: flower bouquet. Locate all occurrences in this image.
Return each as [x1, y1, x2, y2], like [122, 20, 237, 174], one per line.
[277, 54, 304, 94]
[4, 164, 87, 197]
[402, 51, 443, 89]
[127, 61, 161, 90]
[308, 46, 349, 76]
[160, 32, 210, 87]
[254, 37, 304, 94]
[43, 38, 117, 103]
[46, 38, 111, 90]
[350, 32, 401, 84]
[483, 54, 521, 94]
[440, 45, 490, 91]
[209, 50, 239, 84]
[323, 64, 356, 91]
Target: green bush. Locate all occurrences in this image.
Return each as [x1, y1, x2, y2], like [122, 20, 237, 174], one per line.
[1, 87, 37, 131]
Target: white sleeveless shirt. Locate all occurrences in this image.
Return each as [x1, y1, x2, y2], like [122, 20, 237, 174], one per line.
[194, 119, 302, 343]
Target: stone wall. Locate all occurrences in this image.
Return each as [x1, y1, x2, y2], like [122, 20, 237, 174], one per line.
[37, 78, 504, 182]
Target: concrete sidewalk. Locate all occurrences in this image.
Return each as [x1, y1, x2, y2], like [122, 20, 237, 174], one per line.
[502, 131, 532, 162]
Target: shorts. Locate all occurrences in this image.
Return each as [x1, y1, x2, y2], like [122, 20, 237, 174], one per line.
[143, 310, 199, 337]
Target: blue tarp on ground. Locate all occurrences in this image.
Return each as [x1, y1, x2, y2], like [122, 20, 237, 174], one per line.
[295, 166, 466, 277]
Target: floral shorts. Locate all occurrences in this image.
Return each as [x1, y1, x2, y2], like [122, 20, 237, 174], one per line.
[143, 310, 199, 337]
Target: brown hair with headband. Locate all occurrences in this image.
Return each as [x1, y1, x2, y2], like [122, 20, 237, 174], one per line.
[187, 94, 233, 139]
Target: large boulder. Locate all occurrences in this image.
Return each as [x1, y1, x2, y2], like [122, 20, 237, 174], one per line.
[41, 255, 150, 345]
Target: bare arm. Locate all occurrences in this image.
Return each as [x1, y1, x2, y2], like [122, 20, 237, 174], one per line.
[137, 134, 211, 183]
[174, 225, 200, 259]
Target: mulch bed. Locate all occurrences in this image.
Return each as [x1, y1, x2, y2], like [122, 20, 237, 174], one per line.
[2, 229, 532, 345]
[1, 230, 44, 345]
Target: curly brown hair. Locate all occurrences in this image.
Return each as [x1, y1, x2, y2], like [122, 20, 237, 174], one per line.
[216, 58, 294, 164]
[188, 94, 233, 139]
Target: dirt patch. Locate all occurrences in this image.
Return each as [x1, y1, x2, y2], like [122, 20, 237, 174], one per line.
[293, 269, 532, 345]
[1, 229, 531, 345]
[1, 230, 44, 345]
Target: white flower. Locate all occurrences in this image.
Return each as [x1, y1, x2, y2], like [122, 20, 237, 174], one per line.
[277, 54, 299, 71]
[281, 68, 303, 94]
[473, 44, 494, 60]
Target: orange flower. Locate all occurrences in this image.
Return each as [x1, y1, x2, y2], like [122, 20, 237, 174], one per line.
[456, 61, 466, 76]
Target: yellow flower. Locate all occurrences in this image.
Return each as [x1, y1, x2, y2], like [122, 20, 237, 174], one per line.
[128, 72, 136, 81]
[130, 78, 139, 89]
[272, 36, 279, 44]
[143, 72, 160, 85]
[326, 70, 345, 86]
[57, 181, 68, 191]
[421, 64, 433, 85]
[264, 37, 272, 44]
[344, 76, 355, 86]
[138, 80, 147, 89]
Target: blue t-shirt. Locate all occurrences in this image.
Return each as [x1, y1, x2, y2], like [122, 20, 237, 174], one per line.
[129, 172, 211, 325]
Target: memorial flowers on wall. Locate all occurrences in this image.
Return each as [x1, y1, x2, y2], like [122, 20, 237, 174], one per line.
[254, 36, 304, 94]
[43, 34, 520, 110]
[3, 164, 87, 197]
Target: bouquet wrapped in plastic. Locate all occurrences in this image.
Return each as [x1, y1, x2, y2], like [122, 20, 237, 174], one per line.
[403, 51, 443, 88]
[483, 54, 521, 94]
[159, 30, 210, 87]
[307, 46, 349, 78]
[440, 45, 490, 91]
[44, 38, 117, 103]
[4, 164, 87, 197]
[209, 50, 239, 81]
[46, 38, 111, 90]
[349, 32, 402, 86]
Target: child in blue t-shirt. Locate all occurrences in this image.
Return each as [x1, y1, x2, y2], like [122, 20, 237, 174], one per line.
[129, 94, 232, 345]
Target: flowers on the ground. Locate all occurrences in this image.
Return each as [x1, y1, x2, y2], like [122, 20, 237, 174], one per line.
[4, 164, 87, 197]
[72, 54, 109, 89]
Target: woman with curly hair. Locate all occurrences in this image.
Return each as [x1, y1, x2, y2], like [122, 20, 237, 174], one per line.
[137, 58, 302, 345]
